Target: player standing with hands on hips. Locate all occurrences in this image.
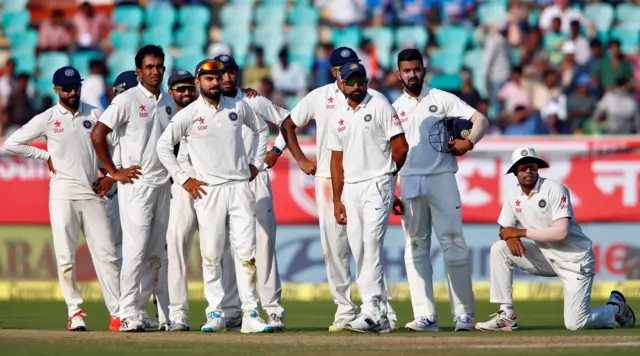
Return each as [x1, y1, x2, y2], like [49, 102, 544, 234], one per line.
[328, 62, 408, 333]
[476, 148, 635, 331]
[4, 66, 121, 331]
[91, 45, 176, 332]
[156, 59, 272, 334]
[392, 49, 489, 332]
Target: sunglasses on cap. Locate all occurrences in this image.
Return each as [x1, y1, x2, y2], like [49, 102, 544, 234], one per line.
[197, 60, 225, 76]
[517, 163, 538, 173]
[171, 85, 196, 93]
[57, 84, 82, 93]
[345, 77, 367, 87]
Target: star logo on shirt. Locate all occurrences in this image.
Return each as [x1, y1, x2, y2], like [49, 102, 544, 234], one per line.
[54, 121, 61, 127]
[139, 105, 146, 111]
[338, 119, 344, 126]
[561, 196, 566, 203]
[198, 117, 205, 124]
[515, 200, 521, 207]
[400, 111, 406, 117]
[328, 97, 334, 103]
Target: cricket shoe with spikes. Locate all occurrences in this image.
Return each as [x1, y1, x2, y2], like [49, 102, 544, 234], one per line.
[405, 316, 439, 332]
[346, 314, 391, 334]
[475, 310, 518, 332]
[68, 311, 87, 331]
[241, 311, 274, 334]
[201, 312, 226, 332]
[608, 290, 635, 328]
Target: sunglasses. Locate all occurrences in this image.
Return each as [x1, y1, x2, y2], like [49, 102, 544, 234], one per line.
[197, 61, 225, 76]
[517, 163, 538, 173]
[345, 78, 367, 87]
[171, 85, 196, 93]
[58, 84, 82, 93]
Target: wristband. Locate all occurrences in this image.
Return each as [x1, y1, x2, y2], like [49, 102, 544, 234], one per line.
[272, 146, 283, 157]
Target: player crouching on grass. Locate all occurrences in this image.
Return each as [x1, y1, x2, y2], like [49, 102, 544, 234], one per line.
[475, 148, 635, 331]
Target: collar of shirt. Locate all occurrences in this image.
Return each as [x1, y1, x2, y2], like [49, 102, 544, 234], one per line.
[519, 176, 543, 197]
[137, 82, 164, 102]
[346, 93, 372, 112]
[234, 87, 244, 99]
[402, 86, 429, 102]
[197, 94, 226, 111]
[56, 102, 86, 117]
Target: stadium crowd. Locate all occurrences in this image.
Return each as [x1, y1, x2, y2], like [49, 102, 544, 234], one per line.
[0, 0, 639, 138]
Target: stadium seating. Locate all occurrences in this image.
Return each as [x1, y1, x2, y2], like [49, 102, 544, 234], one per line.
[112, 6, 144, 30]
[255, 5, 287, 27]
[2, 10, 30, 36]
[395, 26, 428, 50]
[287, 4, 319, 26]
[177, 5, 211, 30]
[584, 3, 614, 32]
[143, 27, 173, 50]
[2, 0, 29, 12]
[9, 29, 38, 54]
[145, 3, 176, 30]
[71, 51, 103, 78]
[616, 3, 640, 29]
[362, 27, 393, 69]
[430, 50, 463, 75]
[429, 73, 462, 91]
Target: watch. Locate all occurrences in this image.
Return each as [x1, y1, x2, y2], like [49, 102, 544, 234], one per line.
[272, 146, 283, 157]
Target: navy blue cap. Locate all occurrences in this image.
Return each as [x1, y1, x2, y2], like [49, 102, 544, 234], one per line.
[113, 70, 138, 91]
[168, 69, 195, 88]
[213, 54, 239, 70]
[447, 118, 473, 141]
[52, 66, 83, 86]
[330, 47, 360, 67]
[340, 62, 367, 80]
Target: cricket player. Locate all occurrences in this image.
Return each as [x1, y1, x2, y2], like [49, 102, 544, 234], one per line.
[476, 147, 635, 331]
[156, 59, 272, 334]
[4, 66, 121, 331]
[213, 54, 289, 331]
[91, 45, 175, 332]
[280, 47, 398, 331]
[327, 62, 408, 333]
[392, 49, 489, 332]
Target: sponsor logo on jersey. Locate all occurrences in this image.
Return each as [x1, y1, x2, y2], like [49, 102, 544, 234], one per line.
[338, 119, 345, 132]
[326, 96, 336, 109]
[392, 114, 401, 126]
[139, 104, 148, 118]
[53, 120, 64, 133]
[197, 117, 207, 131]
[515, 199, 522, 213]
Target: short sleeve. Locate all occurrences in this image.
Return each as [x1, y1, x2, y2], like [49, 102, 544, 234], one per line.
[497, 196, 517, 228]
[290, 89, 317, 127]
[99, 96, 129, 131]
[437, 89, 477, 120]
[549, 185, 573, 222]
[377, 101, 404, 140]
[326, 122, 343, 152]
[246, 96, 290, 126]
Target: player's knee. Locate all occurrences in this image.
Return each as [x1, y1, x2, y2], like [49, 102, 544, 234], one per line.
[564, 316, 587, 331]
[490, 240, 509, 259]
[441, 238, 469, 265]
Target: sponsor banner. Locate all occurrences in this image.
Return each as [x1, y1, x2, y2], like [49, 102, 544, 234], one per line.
[1, 224, 638, 284]
[2, 137, 640, 224]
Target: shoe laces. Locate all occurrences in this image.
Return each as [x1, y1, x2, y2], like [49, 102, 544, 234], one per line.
[69, 311, 86, 321]
[417, 316, 436, 326]
[454, 313, 473, 323]
[269, 314, 282, 323]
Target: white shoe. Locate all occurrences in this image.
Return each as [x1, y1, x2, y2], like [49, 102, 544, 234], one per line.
[346, 314, 389, 333]
[67, 311, 87, 331]
[454, 313, 474, 331]
[225, 314, 242, 331]
[390, 318, 398, 332]
[268, 313, 286, 331]
[201, 312, 226, 332]
[377, 314, 392, 334]
[168, 316, 190, 332]
[241, 311, 273, 334]
[475, 310, 518, 331]
[328, 318, 353, 332]
[608, 290, 635, 328]
[120, 318, 145, 332]
[141, 314, 160, 330]
[405, 316, 439, 332]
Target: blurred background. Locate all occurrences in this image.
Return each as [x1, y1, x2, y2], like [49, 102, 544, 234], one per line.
[0, 0, 639, 300]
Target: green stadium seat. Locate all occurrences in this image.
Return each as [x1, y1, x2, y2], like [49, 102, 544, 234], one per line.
[145, 3, 176, 29]
[429, 74, 462, 91]
[220, 4, 253, 28]
[262, 0, 288, 4]
[284, 95, 300, 111]
[143, 27, 173, 49]
[478, 3, 507, 25]
[221, 25, 252, 64]
[36, 78, 56, 101]
[289, 50, 315, 74]
[2, 10, 30, 36]
[584, 3, 614, 32]
[430, 50, 462, 75]
[175, 48, 206, 74]
[287, 25, 318, 53]
[609, 27, 639, 55]
[255, 5, 287, 27]
[288, 5, 319, 26]
[363, 27, 393, 69]
[175, 27, 207, 50]
[331, 27, 362, 49]
[528, 8, 540, 27]
[9, 29, 38, 53]
[395, 26, 428, 49]
[2, 0, 29, 12]
[109, 30, 141, 52]
[37, 52, 70, 79]
[107, 51, 136, 84]
[71, 51, 103, 78]
[616, 3, 640, 29]
[229, 0, 256, 4]
[12, 50, 36, 75]
[463, 48, 483, 73]
[177, 5, 211, 30]
[112, 6, 144, 29]
[253, 25, 285, 66]
[436, 26, 468, 52]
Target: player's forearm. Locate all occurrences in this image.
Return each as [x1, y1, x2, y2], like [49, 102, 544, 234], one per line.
[468, 112, 488, 145]
[156, 139, 190, 186]
[524, 226, 569, 242]
[391, 135, 409, 172]
[3, 141, 50, 161]
[330, 151, 344, 204]
[280, 118, 307, 162]
[272, 130, 288, 152]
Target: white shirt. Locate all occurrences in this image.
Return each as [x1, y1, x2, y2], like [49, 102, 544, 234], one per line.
[393, 87, 477, 177]
[156, 95, 268, 187]
[498, 177, 592, 263]
[326, 93, 404, 183]
[99, 83, 176, 187]
[4, 102, 105, 200]
[539, 5, 590, 34]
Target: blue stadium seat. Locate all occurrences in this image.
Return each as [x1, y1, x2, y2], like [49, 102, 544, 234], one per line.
[616, 3, 640, 29]
[175, 26, 207, 50]
[36, 78, 57, 101]
[71, 51, 103, 78]
[331, 27, 362, 49]
[107, 51, 136, 84]
[220, 4, 253, 28]
[221, 24, 252, 64]
[229, 0, 256, 4]
[478, 3, 507, 25]
[177, 5, 211, 30]
[462, 48, 483, 73]
[144, 27, 173, 49]
[262, 0, 288, 4]
[175, 48, 206, 74]
[436, 26, 468, 52]
[12, 50, 36, 75]
[255, 5, 287, 27]
[289, 51, 315, 74]
[9, 29, 38, 53]
[254, 25, 286, 65]
[609, 27, 639, 55]
[287, 25, 318, 53]
[2, 0, 29, 12]
[363, 27, 393, 69]
[109, 30, 141, 52]
[38, 52, 70, 79]
[145, 3, 176, 29]
[2, 10, 30, 36]
[430, 50, 462, 75]
[112, 6, 144, 29]
[584, 3, 614, 32]
[395, 26, 428, 49]
[288, 5, 319, 26]
[429, 74, 462, 91]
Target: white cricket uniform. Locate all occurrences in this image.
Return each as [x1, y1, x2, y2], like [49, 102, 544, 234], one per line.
[326, 93, 404, 321]
[291, 83, 397, 321]
[99, 83, 175, 322]
[157, 95, 268, 316]
[4, 102, 121, 317]
[221, 88, 289, 319]
[393, 87, 476, 320]
[494, 177, 616, 330]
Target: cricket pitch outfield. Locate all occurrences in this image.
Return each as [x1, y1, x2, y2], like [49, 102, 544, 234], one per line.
[1, 300, 639, 356]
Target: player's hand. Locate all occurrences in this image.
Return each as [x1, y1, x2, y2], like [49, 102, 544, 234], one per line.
[249, 164, 259, 182]
[297, 157, 317, 175]
[112, 166, 142, 183]
[47, 158, 56, 174]
[93, 177, 115, 197]
[392, 195, 404, 215]
[183, 178, 208, 199]
[334, 201, 347, 225]
[505, 237, 526, 257]
[241, 87, 260, 98]
[445, 139, 473, 156]
[499, 226, 524, 240]
[264, 151, 279, 168]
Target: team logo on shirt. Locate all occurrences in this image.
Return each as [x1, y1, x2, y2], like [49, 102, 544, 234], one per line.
[197, 117, 207, 131]
[326, 97, 336, 109]
[515, 199, 522, 213]
[560, 196, 568, 209]
[139, 104, 148, 118]
[82, 120, 92, 129]
[364, 114, 372, 122]
[229, 112, 238, 121]
[538, 199, 547, 208]
[166, 106, 172, 115]
[338, 119, 346, 132]
[429, 105, 438, 113]
[53, 120, 64, 133]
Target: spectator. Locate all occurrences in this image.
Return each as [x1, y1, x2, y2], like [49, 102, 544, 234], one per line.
[566, 74, 597, 134]
[481, 19, 511, 116]
[543, 17, 566, 67]
[591, 40, 634, 91]
[498, 66, 533, 114]
[567, 20, 590, 66]
[539, 0, 592, 35]
[243, 48, 272, 90]
[0, 59, 16, 110]
[504, 105, 545, 135]
[72, 2, 110, 50]
[540, 96, 569, 135]
[1, 74, 35, 138]
[456, 69, 482, 109]
[313, 44, 334, 88]
[531, 69, 561, 110]
[314, 0, 367, 26]
[270, 47, 307, 98]
[592, 79, 640, 135]
[559, 41, 581, 92]
[38, 10, 72, 52]
[505, 0, 530, 47]
[81, 60, 107, 110]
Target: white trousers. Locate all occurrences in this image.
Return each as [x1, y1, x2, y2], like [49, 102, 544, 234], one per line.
[342, 174, 395, 321]
[490, 240, 616, 330]
[166, 183, 198, 321]
[400, 172, 474, 319]
[221, 170, 284, 318]
[117, 182, 171, 321]
[49, 199, 120, 317]
[196, 181, 259, 316]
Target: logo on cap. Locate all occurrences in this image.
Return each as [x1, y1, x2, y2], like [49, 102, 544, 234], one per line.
[340, 49, 351, 58]
[177, 70, 188, 75]
[220, 55, 230, 62]
[429, 105, 437, 112]
[349, 63, 359, 70]
[364, 114, 372, 122]
[461, 129, 470, 139]
[83, 120, 92, 129]
[229, 112, 238, 121]
[64, 68, 75, 77]
[521, 149, 529, 157]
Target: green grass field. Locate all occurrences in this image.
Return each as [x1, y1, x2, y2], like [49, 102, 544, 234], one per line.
[1, 299, 639, 355]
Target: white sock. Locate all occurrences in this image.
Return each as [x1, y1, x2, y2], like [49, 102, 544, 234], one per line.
[500, 304, 514, 317]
